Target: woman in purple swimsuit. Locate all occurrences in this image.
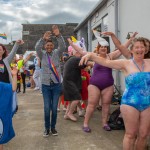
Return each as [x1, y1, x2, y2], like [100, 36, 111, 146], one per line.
[84, 44, 121, 131]
[68, 37, 121, 132]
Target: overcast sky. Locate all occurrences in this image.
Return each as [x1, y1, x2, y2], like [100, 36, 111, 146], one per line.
[0, 0, 100, 43]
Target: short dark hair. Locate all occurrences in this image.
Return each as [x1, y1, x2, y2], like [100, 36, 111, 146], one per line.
[45, 39, 53, 44]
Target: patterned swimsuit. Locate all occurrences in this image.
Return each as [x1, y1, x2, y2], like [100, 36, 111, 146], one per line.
[121, 72, 150, 111]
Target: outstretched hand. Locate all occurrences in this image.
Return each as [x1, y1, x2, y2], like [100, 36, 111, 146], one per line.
[16, 40, 24, 45]
[52, 25, 60, 36]
[43, 31, 51, 41]
[101, 32, 114, 36]
[79, 52, 93, 66]
[130, 32, 138, 39]
[11, 66, 18, 76]
[67, 38, 73, 45]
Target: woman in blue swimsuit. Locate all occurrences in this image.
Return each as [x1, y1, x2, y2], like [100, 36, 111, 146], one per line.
[80, 36, 150, 150]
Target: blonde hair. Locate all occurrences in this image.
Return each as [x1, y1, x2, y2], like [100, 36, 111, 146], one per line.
[130, 37, 146, 50]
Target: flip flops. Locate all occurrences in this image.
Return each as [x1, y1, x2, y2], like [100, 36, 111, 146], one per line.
[82, 126, 91, 133]
[103, 124, 111, 131]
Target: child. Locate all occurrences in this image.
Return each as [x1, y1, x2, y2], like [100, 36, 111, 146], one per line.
[81, 66, 90, 109]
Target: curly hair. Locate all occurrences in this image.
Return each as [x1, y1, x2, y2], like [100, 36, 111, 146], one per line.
[0, 43, 8, 59]
[130, 37, 147, 50]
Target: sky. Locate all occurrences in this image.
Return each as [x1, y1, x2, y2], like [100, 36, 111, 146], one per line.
[0, 0, 100, 44]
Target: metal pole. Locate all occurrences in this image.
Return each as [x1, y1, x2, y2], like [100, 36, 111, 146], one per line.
[114, 0, 121, 92]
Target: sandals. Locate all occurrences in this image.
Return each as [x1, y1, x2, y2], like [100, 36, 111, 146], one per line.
[82, 124, 111, 132]
[103, 124, 111, 131]
[82, 126, 91, 133]
[67, 114, 77, 122]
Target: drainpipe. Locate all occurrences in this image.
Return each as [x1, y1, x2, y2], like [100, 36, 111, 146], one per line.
[88, 20, 92, 52]
[114, 0, 121, 92]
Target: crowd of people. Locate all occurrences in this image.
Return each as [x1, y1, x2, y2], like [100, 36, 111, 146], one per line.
[0, 24, 150, 150]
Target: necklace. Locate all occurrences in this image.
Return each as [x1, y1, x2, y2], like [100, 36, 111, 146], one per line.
[132, 58, 144, 72]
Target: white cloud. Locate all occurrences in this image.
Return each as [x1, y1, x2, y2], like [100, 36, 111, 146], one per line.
[0, 0, 100, 43]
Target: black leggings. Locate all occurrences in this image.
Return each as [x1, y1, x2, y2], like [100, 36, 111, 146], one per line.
[21, 73, 26, 93]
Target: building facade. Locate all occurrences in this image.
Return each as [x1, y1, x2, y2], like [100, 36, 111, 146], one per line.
[74, 0, 150, 92]
[22, 23, 78, 52]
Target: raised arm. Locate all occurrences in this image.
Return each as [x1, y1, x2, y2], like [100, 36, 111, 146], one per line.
[109, 32, 138, 59]
[124, 32, 138, 48]
[52, 25, 66, 58]
[79, 52, 125, 71]
[37, 57, 41, 67]
[11, 67, 18, 91]
[102, 32, 132, 59]
[7, 40, 24, 64]
[67, 38, 87, 56]
[35, 31, 51, 60]
[23, 52, 34, 64]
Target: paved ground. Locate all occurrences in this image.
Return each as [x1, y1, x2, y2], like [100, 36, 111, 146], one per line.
[3, 88, 148, 150]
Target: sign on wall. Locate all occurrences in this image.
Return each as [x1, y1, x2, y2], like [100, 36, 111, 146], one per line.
[22, 31, 30, 35]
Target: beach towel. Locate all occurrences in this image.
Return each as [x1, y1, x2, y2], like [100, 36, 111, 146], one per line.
[0, 82, 15, 144]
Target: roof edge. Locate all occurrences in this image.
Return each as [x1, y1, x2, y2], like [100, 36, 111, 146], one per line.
[74, 0, 108, 32]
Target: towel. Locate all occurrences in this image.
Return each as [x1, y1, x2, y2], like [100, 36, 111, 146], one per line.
[0, 82, 15, 144]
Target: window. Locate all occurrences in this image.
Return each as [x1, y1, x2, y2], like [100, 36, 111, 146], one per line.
[102, 15, 108, 31]
[92, 24, 101, 40]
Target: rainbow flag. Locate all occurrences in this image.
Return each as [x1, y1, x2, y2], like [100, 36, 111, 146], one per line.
[0, 33, 7, 40]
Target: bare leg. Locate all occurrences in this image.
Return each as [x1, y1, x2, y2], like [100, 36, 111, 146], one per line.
[83, 85, 100, 127]
[121, 105, 139, 150]
[65, 101, 71, 115]
[67, 100, 80, 121]
[0, 145, 3, 150]
[77, 101, 85, 117]
[77, 101, 82, 111]
[101, 85, 114, 127]
[68, 101, 79, 114]
[135, 107, 150, 150]
[57, 95, 62, 111]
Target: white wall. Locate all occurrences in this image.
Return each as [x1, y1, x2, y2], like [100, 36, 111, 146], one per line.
[119, 0, 150, 43]
[118, 0, 150, 92]
[76, 0, 150, 92]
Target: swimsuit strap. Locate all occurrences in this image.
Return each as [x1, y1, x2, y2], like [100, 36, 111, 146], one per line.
[132, 58, 144, 72]
[107, 54, 111, 60]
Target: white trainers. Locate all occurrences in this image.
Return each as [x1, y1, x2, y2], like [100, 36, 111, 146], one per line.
[34, 87, 40, 91]
[63, 107, 67, 112]
[78, 110, 85, 117]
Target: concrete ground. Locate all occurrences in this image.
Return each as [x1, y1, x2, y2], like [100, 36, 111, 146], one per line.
[3, 88, 149, 150]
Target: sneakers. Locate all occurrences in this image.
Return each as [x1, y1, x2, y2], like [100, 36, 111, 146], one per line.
[43, 129, 50, 137]
[51, 128, 58, 136]
[43, 128, 58, 137]
[34, 87, 40, 91]
[78, 110, 85, 117]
